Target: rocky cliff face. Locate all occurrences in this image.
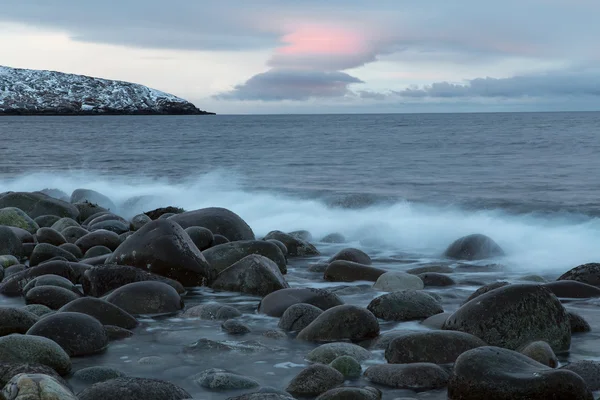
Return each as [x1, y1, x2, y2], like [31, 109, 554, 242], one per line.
[0, 66, 214, 115]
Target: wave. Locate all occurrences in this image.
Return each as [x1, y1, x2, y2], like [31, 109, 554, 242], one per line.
[1, 170, 599, 274]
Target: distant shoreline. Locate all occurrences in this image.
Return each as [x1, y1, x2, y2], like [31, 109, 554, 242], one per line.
[0, 110, 216, 116]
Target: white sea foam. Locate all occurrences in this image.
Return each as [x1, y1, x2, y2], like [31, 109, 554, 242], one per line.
[1, 170, 599, 274]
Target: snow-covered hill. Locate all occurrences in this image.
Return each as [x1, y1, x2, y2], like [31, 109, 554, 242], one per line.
[0, 66, 214, 115]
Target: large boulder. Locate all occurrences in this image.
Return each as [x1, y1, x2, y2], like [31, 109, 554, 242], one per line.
[373, 271, 424, 292]
[75, 230, 121, 253]
[211, 254, 289, 296]
[442, 284, 571, 352]
[0, 207, 39, 233]
[296, 305, 380, 342]
[324, 261, 385, 282]
[29, 243, 77, 267]
[106, 219, 213, 286]
[0, 261, 85, 296]
[59, 297, 138, 329]
[364, 363, 449, 390]
[184, 226, 213, 251]
[0, 308, 39, 336]
[278, 303, 323, 332]
[193, 368, 259, 390]
[77, 377, 192, 400]
[89, 220, 129, 235]
[443, 233, 505, 260]
[519, 341, 558, 368]
[24, 286, 80, 310]
[367, 290, 443, 321]
[462, 281, 510, 305]
[26, 312, 108, 357]
[35, 228, 66, 246]
[182, 303, 241, 320]
[169, 207, 254, 241]
[131, 214, 152, 231]
[81, 264, 184, 297]
[385, 331, 486, 364]
[0, 192, 79, 220]
[105, 281, 183, 315]
[558, 263, 600, 287]
[1, 373, 77, 400]
[70, 189, 116, 211]
[50, 218, 80, 234]
[33, 215, 61, 228]
[22, 274, 78, 296]
[306, 342, 372, 364]
[569, 312, 591, 333]
[286, 364, 344, 397]
[74, 201, 109, 224]
[203, 240, 287, 276]
[62, 226, 89, 244]
[0, 335, 71, 375]
[328, 248, 371, 265]
[258, 288, 344, 317]
[561, 360, 600, 391]
[0, 227, 22, 258]
[73, 366, 126, 384]
[543, 280, 600, 298]
[447, 346, 593, 400]
[143, 206, 184, 221]
[263, 230, 319, 257]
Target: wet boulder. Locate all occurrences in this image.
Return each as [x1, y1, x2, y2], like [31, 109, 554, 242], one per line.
[462, 281, 510, 305]
[35, 228, 66, 246]
[0, 207, 39, 233]
[143, 206, 184, 221]
[169, 207, 254, 241]
[316, 386, 381, 400]
[447, 346, 593, 400]
[568, 312, 591, 333]
[0, 335, 71, 375]
[0, 363, 67, 389]
[558, 263, 600, 287]
[373, 272, 424, 292]
[62, 226, 89, 244]
[203, 240, 287, 276]
[0, 192, 79, 220]
[364, 363, 449, 390]
[104, 325, 133, 340]
[182, 303, 241, 320]
[561, 360, 600, 391]
[50, 218, 80, 234]
[211, 254, 289, 296]
[328, 248, 372, 265]
[324, 261, 385, 282]
[406, 264, 454, 274]
[0, 308, 39, 336]
[59, 243, 82, 259]
[442, 284, 571, 352]
[418, 272, 456, 287]
[329, 355, 361, 378]
[29, 244, 77, 267]
[545, 280, 600, 298]
[0, 261, 85, 297]
[519, 341, 558, 368]
[73, 366, 126, 385]
[82, 264, 184, 297]
[77, 377, 192, 400]
[1, 373, 77, 400]
[0, 255, 18, 269]
[75, 230, 121, 253]
[286, 364, 344, 397]
[33, 215, 61, 228]
[297, 305, 380, 342]
[184, 226, 213, 251]
[130, 214, 152, 231]
[443, 233, 505, 261]
[306, 342, 372, 364]
[83, 245, 112, 259]
[194, 368, 258, 390]
[105, 281, 183, 315]
[71, 189, 116, 211]
[106, 219, 213, 286]
[278, 303, 323, 332]
[385, 331, 486, 364]
[259, 288, 344, 317]
[74, 201, 109, 224]
[320, 233, 346, 244]
[367, 290, 443, 321]
[0, 227, 22, 258]
[221, 319, 250, 335]
[26, 312, 108, 357]
[89, 220, 129, 235]
[24, 286, 80, 310]
[21, 305, 53, 318]
[263, 230, 319, 257]
[59, 297, 138, 329]
[212, 234, 229, 246]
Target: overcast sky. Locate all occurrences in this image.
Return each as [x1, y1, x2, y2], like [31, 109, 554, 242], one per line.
[2, 0, 599, 114]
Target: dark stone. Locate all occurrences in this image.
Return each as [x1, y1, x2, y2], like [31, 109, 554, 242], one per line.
[59, 297, 138, 329]
[226, 391, 294, 400]
[463, 281, 510, 305]
[263, 230, 319, 257]
[406, 264, 454, 275]
[519, 341, 558, 367]
[266, 239, 288, 256]
[306, 342, 372, 364]
[212, 234, 230, 246]
[104, 325, 134, 340]
[568, 312, 591, 333]
[73, 366, 126, 384]
[75, 230, 121, 252]
[21, 243, 35, 259]
[367, 290, 443, 321]
[558, 263, 600, 287]
[3, 264, 25, 278]
[418, 272, 456, 287]
[0, 192, 79, 219]
[203, 240, 287, 276]
[82, 211, 111, 227]
[29, 243, 77, 267]
[320, 233, 346, 244]
[0, 308, 39, 336]
[288, 230, 312, 241]
[0, 261, 84, 296]
[105, 281, 183, 315]
[447, 346, 593, 400]
[328, 248, 372, 265]
[182, 303, 241, 320]
[75, 201, 109, 224]
[22, 304, 53, 317]
[211, 254, 289, 296]
[194, 368, 259, 390]
[364, 363, 449, 390]
[184, 226, 214, 251]
[34, 215, 61, 228]
[8, 226, 35, 244]
[25, 285, 80, 310]
[83, 245, 112, 259]
[51, 217, 81, 233]
[278, 303, 323, 332]
[443, 233, 505, 261]
[59, 243, 83, 258]
[82, 254, 111, 265]
[36, 227, 66, 246]
[144, 206, 185, 220]
[169, 207, 254, 241]
[544, 280, 600, 298]
[308, 262, 329, 273]
[286, 364, 344, 396]
[0, 226, 22, 258]
[385, 331, 486, 364]
[82, 264, 185, 297]
[0, 207, 39, 233]
[87, 213, 128, 228]
[89, 220, 130, 235]
[62, 226, 90, 244]
[131, 213, 152, 231]
[258, 288, 344, 317]
[106, 219, 212, 286]
[561, 360, 600, 391]
[443, 284, 571, 352]
[0, 334, 71, 375]
[324, 261, 385, 283]
[296, 305, 379, 342]
[77, 377, 192, 400]
[421, 312, 452, 329]
[71, 189, 116, 211]
[315, 387, 381, 400]
[27, 312, 108, 356]
[222, 319, 251, 335]
[22, 274, 78, 295]
[0, 362, 68, 388]
[37, 189, 69, 201]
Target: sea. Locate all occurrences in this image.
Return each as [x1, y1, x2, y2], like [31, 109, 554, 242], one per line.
[1, 112, 600, 398]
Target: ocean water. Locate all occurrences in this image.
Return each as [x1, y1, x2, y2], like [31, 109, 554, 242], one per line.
[2, 112, 600, 398]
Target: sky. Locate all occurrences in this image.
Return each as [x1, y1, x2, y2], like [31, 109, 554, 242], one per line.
[1, 0, 600, 114]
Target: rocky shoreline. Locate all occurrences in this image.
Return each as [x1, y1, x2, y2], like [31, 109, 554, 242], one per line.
[0, 189, 598, 399]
